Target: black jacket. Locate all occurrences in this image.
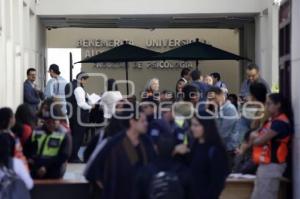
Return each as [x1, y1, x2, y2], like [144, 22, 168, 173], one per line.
[189, 142, 229, 199]
[65, 80, 89, 125]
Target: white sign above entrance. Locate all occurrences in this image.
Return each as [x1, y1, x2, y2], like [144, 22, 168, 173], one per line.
[77, 38, 209, 49]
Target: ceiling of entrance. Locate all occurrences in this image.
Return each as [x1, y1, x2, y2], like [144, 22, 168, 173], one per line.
[40, 14, 255, 29]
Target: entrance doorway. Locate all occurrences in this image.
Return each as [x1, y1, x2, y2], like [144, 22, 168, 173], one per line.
[47, 48, 82, 82]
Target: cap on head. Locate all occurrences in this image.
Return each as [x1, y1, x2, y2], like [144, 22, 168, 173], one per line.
[49, 64, 60, 75]
[76, 71, 89, 80]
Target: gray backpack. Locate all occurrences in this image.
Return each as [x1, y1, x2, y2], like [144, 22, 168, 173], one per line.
[0, 160, 31, 199]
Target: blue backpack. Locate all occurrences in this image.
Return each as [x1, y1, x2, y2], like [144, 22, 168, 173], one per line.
[0, 160, 31, 199]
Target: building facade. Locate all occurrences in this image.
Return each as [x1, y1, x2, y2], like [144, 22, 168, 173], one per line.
[1, 0, 300, 197]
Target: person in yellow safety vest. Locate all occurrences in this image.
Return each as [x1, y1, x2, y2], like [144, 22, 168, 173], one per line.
[24, 99, 72, 179]
[249, 93, 293, 199]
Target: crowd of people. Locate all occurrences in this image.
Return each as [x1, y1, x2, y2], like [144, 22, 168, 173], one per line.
[0, 63, 293, 199]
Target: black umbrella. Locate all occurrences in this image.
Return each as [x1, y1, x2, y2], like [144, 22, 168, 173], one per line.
[155, 38, 250, 69]
[76, 41, 160, 95]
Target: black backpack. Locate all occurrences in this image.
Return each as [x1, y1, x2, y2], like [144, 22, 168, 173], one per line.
[0, 160, 31, 199]
[148, 169, 184, 199]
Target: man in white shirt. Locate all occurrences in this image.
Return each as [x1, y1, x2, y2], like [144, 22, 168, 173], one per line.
[65, 72, 93, 163]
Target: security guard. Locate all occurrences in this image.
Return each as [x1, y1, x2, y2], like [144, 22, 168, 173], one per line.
[249, 93, 292, 199]
[24, 99, 72, 179]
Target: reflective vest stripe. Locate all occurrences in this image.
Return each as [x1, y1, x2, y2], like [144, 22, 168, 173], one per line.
[32, 130, 65, 157]
[42, 133, 65, 157]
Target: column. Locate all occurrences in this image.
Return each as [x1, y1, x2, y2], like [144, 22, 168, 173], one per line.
[291, 0, 300, 198]
[255, 4, 279, 90]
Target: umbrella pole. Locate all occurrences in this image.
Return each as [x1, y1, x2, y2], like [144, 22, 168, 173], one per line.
[70, 52, 73, 81]
[125, 62, 129, 95]
[196, 60, 199, 70]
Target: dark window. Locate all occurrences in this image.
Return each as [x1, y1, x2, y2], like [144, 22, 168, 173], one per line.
[279, 0, 291, 100]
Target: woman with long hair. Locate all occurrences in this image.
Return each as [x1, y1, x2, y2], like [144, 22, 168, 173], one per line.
[0, 130, 33, 190]
[142, 78, 160, 100]
[250, 93, 293, 199]
[0, 133, 15, 168]
[0, 107, 33, 189]
[189, 113, 229, 199]
[0, 107, 28, 167]
[174, 112, 229, 199]
[12, 104, 36, 146]
[175, 79, 186, 101]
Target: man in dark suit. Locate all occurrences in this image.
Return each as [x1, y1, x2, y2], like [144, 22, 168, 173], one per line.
[23, 68, 44, 113]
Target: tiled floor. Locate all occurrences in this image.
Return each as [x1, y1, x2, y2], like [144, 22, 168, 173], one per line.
[63, 146, 87, 181]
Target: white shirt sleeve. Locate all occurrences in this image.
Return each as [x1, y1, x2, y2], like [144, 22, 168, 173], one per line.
[13, 158, 34, 190]
[74, 87, 92, 110]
